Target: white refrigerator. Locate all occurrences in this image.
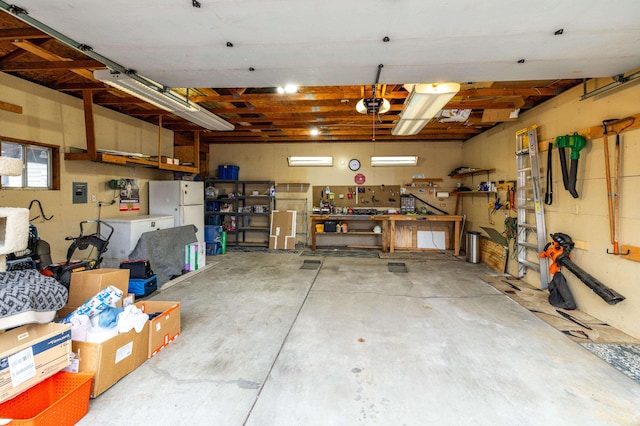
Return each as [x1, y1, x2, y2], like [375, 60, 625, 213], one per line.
[149, 180, 204, 242]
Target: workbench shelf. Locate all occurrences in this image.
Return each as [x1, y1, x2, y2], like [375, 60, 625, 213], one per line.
[204, 178, 275, 247]
[452, 168, 497, 215]
[451, 168, 495, 178]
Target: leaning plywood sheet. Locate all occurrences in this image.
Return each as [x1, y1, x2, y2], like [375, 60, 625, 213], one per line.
[479, 237, 507, 273]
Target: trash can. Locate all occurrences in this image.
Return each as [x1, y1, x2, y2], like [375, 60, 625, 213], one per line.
[466, 231, 481, 263]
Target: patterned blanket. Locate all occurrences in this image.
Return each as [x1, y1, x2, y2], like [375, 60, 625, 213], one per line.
[0, 270, 68, 318]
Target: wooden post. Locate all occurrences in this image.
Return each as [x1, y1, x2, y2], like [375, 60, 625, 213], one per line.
[82, 89, 97, 160]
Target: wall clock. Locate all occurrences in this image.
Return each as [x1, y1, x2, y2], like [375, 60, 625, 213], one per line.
[348, 159, 361, 171]
[354, 173, 366, 185]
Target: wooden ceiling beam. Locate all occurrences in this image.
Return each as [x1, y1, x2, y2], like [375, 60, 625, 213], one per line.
[0, 59, 104, 71]
[189, 87, 557, 103]
[0, 28, 50, 40]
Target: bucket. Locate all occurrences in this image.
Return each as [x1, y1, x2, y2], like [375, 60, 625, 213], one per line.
[466, 231, 481, 263]
[315, 223, 324, 233]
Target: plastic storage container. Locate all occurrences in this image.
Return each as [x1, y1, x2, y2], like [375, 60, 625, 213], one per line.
[128, 275, 158, 297]
[466, 231, 481, 263]
[218, 165, 239, 180]
[0, 372, 93, 426]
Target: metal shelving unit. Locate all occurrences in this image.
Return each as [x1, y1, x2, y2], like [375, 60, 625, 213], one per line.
[204, 179, 275, 247]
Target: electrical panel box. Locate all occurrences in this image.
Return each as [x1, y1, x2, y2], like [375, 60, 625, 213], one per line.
[73, 182, 88, 204]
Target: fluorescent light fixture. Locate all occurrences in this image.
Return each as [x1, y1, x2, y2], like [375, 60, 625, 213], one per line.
[93, 69, 234, 131]
[371, 156, 418, 166]
[287, 156, 333, 167]
[391, 83, 460, 136]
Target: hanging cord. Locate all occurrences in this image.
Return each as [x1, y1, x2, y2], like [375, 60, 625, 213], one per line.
[504, 216, 518, 259]
[544, 142, 553, 205]
[28, 199, 53, 222]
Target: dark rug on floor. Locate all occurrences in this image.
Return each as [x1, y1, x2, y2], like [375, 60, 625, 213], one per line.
[300, 260, 321, 270]
[387, 262, 408, 273]
[378, 251, 462, 261]
[225, 247, 303, 254]
[300, 248, 380, 258]
[581, 343, 640, 384]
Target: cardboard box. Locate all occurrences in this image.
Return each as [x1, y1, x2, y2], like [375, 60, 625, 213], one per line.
[58, 269, 130, 319]
[0, 323, 72, 404]
[72, 322, 149, 398]
[269, 210, 296, 250]
[185, 242, 206, 271]
[136, 301, 181, 358]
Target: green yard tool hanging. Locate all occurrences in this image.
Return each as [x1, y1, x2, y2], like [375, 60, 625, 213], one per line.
[554, 132, 586, 198]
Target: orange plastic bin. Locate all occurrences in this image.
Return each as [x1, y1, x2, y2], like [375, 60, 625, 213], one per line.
[0, 372, 93, 426]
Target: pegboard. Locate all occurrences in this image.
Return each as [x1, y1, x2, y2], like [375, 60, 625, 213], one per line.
[312, 185, 401, 208]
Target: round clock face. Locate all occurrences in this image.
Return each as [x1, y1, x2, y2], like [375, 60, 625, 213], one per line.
[348, 159, 361, 171]
[354, 173, 366, 185]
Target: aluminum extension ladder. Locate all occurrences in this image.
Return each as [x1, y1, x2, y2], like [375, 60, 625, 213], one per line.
[515, 126, 550, 289]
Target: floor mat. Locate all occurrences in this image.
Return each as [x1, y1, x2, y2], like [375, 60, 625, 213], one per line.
[378, 251, 462, 261]
[581, 343, 640, 385]
[300, 248, 380, 258]
[226, 247, 303, 254]
[300, 260, 321, 270]
[387, 262, 408, 273]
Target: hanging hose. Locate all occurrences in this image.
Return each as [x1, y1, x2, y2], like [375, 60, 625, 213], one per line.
[28, 200, 53, 221]
[504, 216, 518, 259]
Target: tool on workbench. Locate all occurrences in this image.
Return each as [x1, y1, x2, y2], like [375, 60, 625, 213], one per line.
[540, 232, 625, 305]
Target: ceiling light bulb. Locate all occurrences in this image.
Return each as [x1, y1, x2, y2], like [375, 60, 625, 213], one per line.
[310, 128, 320, 136]
[284, 84, 298, 93]
[277, 86, 285, 94]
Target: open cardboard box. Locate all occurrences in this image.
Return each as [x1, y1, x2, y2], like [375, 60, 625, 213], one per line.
[135, 301, 181, 358]
[57, 269, 130, 319]
[72, 321, 149, 398]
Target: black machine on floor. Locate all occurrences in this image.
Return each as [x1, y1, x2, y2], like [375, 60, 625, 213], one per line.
[42, 220, 114, 289]
[6, 224, 52, 271]
[540, 232, 625, 305]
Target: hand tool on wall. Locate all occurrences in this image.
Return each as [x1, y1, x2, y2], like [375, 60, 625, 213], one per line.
[544, 142, 553, 205]
[602, 120, 616, 247]
[554, 132, 585, 198]
[540, 232, 625, 305]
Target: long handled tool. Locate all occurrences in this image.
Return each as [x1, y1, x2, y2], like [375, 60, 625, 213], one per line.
[613, 133, 621, 254]
[602, 121, 615, 246]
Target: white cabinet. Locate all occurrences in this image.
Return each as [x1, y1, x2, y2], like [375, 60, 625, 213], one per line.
[103, 215, 174, 263]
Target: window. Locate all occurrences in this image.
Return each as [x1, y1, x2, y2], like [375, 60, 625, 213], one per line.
[1, 138, 59, 190]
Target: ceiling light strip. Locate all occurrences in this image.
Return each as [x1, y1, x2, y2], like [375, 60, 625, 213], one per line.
[392, 83, 460, 136]
[371, 156, 418, 166]
[287, 156, 333, 167]
[93, 70, 233, 131]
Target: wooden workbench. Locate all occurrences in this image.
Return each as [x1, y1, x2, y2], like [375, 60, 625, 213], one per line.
[310, 214, 463, 255]
[386, 215, 464, 255]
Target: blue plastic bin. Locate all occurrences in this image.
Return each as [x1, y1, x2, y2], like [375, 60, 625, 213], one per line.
[218, 165, 239, 180]
[206, 241, 222, 256]
[128, 275, 158, 297]
[205, 225, 223, 243]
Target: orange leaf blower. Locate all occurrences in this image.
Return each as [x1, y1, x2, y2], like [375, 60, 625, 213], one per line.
[540, 233, 624, 305]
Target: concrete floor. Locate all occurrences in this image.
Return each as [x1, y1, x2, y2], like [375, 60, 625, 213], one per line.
[78, 252, 640, 425]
